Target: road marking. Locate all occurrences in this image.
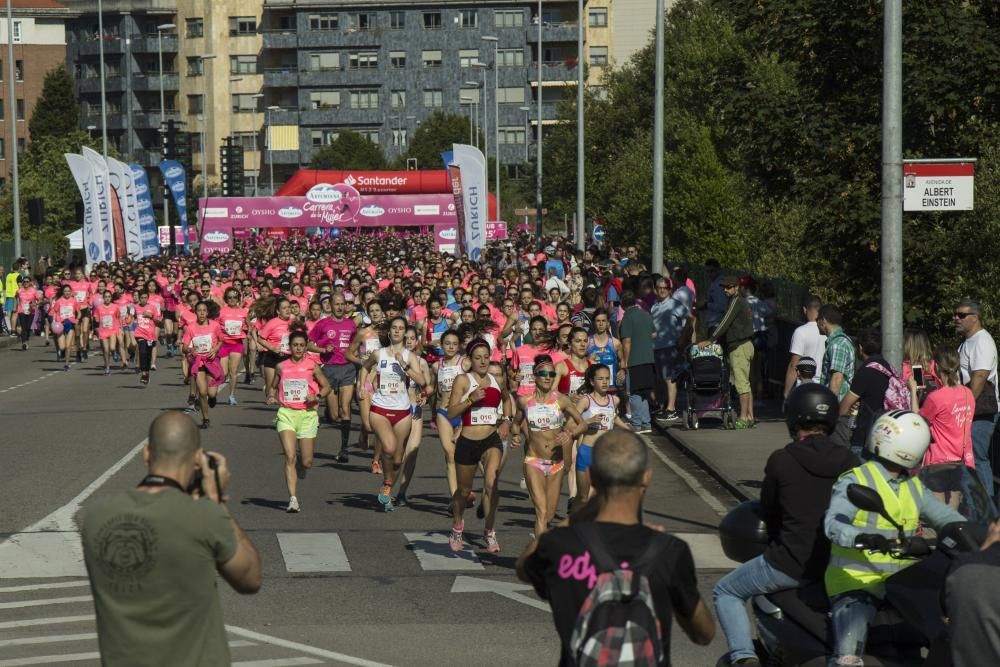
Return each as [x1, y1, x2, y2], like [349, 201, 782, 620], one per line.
[0, 595, 92, 610]
[0, 437, 148, 578]
[451, 576, 550, 611]
[641, 433, 729, 517]
[675, 533, 739, 570]
[404, 531, 484, 571]
[0, 633, 96, 648]
[0, 651, 100, 666]
[0, 615, 94, 630]
[0, 581, 89, 593]
[227, 625, 398, 667]
[277, 533, 351, 572]
[232, 659, 322, 667]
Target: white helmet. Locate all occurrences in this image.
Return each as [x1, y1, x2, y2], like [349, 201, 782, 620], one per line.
[866, 410, 931, 468]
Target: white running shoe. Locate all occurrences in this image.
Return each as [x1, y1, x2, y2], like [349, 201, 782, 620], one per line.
[484, 530, 501, 554]
[286, 496, 300, 513]
[228, 395, 238, 406]
[519, 476, 527, 489]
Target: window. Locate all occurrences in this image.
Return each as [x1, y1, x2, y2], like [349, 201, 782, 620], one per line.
[14, 60, 22, 81]
[0, 138, 4, 159]
[0, 99, 4, 120]
[356, 13, 376, 30]
[349, 90, 379, 109]
[349, 52, 378, 69]
[460, 9, 477, 28]
[497, 48, 524, 67]
[589, 45, 609, 66]
[229, 17, 257, 36]
[15, 98, 23, 120]
[0, 58, 3, 80]
[421, 50, 442, 68]
[389, 11, 405, 29]
[234, 132, 258, 152]
[230, 55, 257, 74]
[188, 94, 204, 115]
[186, 57, 203, 76]
[499, 126, 526, 145]
[184, 18, 203, 37]
[309, 91, 341, 109]
[11, 20, 20, 43]
[422, 12, 441, 29]
[309, 13, 339, 30]
[309, 52, 340, 71]
[311, 128, 339, 146]
[592, 86, 608, 101]
[17, 138, 24, 156]
[496, 87, 525, 104]
[392, 128, 407, 147]
[588, 8, 608, 27]
[390, 90, 406, 109]
[232, 94, 259, 113]
[278, 15, 295, 30]
[494, 10, 524, 28]
[459, 49, 479, 68]
[423, 89, 443, 108]
[192, 133, 202, 153]
[358, 129, 380, 144]
[390, 50, 406, 68]
[460, 88, 480, 104]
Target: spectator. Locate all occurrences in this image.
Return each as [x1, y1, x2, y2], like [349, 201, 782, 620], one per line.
[783, 295, 826, 400]
[838, 330, 896, 457]
[544, 246, 565, 280]
[902, 328, 941, 392]
[81, 412, 262, 665]
[946, 519, 1000, 667]
[517, 430, 715, 666]
[742, 277, 776, 399]
[703, 259, 727, 333]
[620, 289, 657, 433]
[5, 260, 23, 334]
[817, 304, 855, 400]
[793, 357, 818, 387]
[671, 266, 696, 307]
[699, 274, 755, 427]
[651, 277, 693, 421]
[955, 298, 999, 497]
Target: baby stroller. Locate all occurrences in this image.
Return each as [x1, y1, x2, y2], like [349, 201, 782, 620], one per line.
[683, 344, 737, 430]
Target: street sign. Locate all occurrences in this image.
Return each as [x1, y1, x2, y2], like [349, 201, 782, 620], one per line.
[903, 161, 975, 211]
[514, 207, 547, 216]
[592, 224, 605, 242]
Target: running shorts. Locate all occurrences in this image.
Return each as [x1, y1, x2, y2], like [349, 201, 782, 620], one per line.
[576, 443, 594, 472]
[437, 407, 462, 429]
[323, 362, 358, 389]
[455, 432, 503, 466]
[219, 340, 244, 358]
[260, 351, 289, 369]
[275, 406, 319, 439]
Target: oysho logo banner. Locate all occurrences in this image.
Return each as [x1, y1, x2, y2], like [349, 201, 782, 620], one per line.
[159, 159, 190, 253]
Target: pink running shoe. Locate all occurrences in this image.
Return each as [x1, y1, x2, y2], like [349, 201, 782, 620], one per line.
[449, 521, 465, 552]
[484, 530, 501, 554]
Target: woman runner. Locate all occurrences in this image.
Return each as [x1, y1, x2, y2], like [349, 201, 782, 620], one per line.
[432, 330, 469, 496]
[133, 291, 162, 385]
[267, 327, 332, 513]
[181, 301, 224, 429]
[572, 364, 631, 508]
[256, 296, 293, 397]
[347, 299, 385, 472]
[587, 310, 624, 393]
[93, 290, 123, 375]
[51, 284, 79, 371]
[13, 276, 41, 351]
[394, 325, 433, 505]
[217, 287, 249, 405]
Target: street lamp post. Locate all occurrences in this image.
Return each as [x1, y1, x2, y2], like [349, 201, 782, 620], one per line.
[7, 0, 21, 256]
[519, 106, 531, 163]
[228, 76, 243, 143]
[156, 23, 174, 242]
[266, 105, 280, 195]
[576, 0, 585, 250]
[251, 93, 264, 195]
[473, 61, 489, 202]
[461, 97, 474, 144]
[651, 0, 665, 273]
[198, 54, 216, 217]
[464, 82, 479, 149]
[535, 0, 544, 247]
[97, 0, 108, 157]
[881, 0, 903, 368]
[483, 36, 500, 223]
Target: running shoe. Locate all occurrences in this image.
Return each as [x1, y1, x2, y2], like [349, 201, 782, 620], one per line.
[449, 522, 465, 552]
[336, 449, 349, 463]
[635, 427, 652, 434]
[661, 410, 680, 422]
[371, 460, 383, 475]
[63, 364, 70, 371]
[394, 493, 408, 507]
[104, 367, 111, 376]
[112, 352, 120, 362]
[228, 395, 238, 406]
[484, 530, 501, 554]
[187, 394, 196, 406]
[519, 477, 527, 490]
[151, 364, 157, 371]
[378, 484, 394, 511]
[76, 350, 82, 362]
[286, 496, 300, 513]
[21, 343, 27, 351]
[200, 419, 211, 430]
[141, 372, 149, 385]
[165, 347, 174, 359]
[208, 396, 217, 409]
[82, 350, 88, 361]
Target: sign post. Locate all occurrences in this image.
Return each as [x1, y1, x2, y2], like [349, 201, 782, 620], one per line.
[903, 159, 975, 212]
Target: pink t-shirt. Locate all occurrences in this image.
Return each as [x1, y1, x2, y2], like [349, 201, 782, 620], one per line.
[53, 297, 79, 324]
[15, 287, 40, 314]
[94, 303, 120, 337]
[182, 320, 222, 357]
[278, 357, 320, 410]
[308, 316, 357, 366]
[134, 304, 161, 341]
[920, 384, 975, 467]
[260, 317, 292, 354]
[218, 305, 248, 343]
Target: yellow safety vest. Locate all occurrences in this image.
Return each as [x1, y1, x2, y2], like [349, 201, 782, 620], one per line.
[824, 460, 923, 598]
[4, 272, 19, 299]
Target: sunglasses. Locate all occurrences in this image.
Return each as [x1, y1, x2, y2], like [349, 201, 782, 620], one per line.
[534, 370, 556, 378]
[954, 311, 974, 320]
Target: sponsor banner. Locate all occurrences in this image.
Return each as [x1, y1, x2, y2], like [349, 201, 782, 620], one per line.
[158, 226, 198, 246]
[449, 144, 487, 262]
[81, 147, 117, 261]
[128, 163, 160, 258]
[435, 225, 459, 255]
[281, 169, 453, 196]
[903, 161, 975, 211]
[485, 221, 507, 241]
[448, 165, 466, 256]
[107, 156, 142, 259]
[159, 160, 190, 253]
[65, 153, 105, 268]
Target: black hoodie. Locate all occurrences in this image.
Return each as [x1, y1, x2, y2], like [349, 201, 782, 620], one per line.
[760, 434, 859, 580]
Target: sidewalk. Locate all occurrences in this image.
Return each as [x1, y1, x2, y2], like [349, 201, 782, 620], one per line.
[654, 403, 788, 502]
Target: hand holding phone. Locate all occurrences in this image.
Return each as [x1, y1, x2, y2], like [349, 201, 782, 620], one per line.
[912, 364, 925, 388]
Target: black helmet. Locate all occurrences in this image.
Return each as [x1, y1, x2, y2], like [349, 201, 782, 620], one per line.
[784, 383, 838, 438]
[718, 501, 768, 564]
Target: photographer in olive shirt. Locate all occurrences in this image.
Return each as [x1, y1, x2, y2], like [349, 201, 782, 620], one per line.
[81, 412, 262, 666]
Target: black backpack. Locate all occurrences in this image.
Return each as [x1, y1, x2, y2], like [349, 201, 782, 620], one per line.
[569, 523, 670, 667]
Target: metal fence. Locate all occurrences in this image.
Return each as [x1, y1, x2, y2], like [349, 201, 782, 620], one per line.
[0, 240, 58, 271]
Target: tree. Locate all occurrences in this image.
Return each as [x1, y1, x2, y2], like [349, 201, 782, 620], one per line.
[29, 66, 80, 140]
[309, 130, 386, 170]
[402, 111, 476, 170]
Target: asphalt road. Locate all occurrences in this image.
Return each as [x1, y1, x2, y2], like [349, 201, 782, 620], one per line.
[0, 338, 742, 666]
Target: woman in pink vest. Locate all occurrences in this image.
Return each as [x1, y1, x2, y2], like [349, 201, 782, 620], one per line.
[181, 301, 224, 429]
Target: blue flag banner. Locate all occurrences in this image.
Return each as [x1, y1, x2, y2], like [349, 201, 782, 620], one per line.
[129, 163, 160, 258]
[159, 160, 189, 253]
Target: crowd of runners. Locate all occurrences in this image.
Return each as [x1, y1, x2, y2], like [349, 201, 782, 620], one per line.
[4, 232, 673, 553]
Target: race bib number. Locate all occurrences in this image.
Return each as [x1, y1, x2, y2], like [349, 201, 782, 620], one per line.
[118, 306, 129, 318]
[519, 363, 535, 388]
[224, 320, 243, 336]
[192, 334, 212, 354]
[279, 334, 290, 354]
[430, 330, 443, 345]
[470, 407, 499, 425]
[282, 378, 308, 403]
[439, 367, 459, 393]
[59, 305, 74, 320]
[365, 337, 381, 353]
[101, 315, 114, 330]
[569, 375, 586, 393]
[21, 302, 31, 315]
[74, 290, 87, 303]
[528, 405, 561, 431]
[379, 369, 404, 395]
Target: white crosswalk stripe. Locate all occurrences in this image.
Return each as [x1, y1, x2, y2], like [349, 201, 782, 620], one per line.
[277, 533, 351, 572]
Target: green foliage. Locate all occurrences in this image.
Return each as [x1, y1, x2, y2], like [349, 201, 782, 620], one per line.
[541, 0, 1000, 340]
[402, 111, 477, 170]
[28, 67, 80, 140]
[309, 130, 386, 170]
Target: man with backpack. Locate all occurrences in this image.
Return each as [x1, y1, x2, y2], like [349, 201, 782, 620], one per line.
[838, 330, 911, 457]
[516, 430, 715, 666]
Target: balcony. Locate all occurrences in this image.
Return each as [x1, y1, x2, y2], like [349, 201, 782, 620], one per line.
[298, 108, 382, 126]
[262, 29, 298, 50]
[76, 37, 126, 57]
[526, 21, 581, 43]
[131, 73, 180, 92]
[267, 108, 300, 125]
[132, 111, 180, 129]
[297, 29, 380, 49]
[82, 112, 126, 131]
[269, 149, 301, 165]
[130, 35, 179, 53]
[297, 68, 381, 87]
[263, 68, 299, 88]
[529, 61, 579, 84]
[77, 75, 127, 93]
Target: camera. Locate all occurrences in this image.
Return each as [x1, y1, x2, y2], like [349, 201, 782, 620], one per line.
[188, 453, 220, 500]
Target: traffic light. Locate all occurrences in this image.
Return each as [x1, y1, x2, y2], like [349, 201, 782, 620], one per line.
[220, 137, 245, 197]
[406, 158, 418, 171]
[162, 119, 177, 160]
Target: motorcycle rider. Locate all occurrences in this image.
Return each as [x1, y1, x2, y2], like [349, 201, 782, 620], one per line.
[824, 410, 965, 666]
[713, 384, 858, 666]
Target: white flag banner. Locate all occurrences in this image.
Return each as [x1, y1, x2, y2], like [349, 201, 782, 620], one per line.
[450, 143, 487, 262]
[106, 156, 142, 259]
[81, 147, 115, 261]
[65, 154, 106, 269]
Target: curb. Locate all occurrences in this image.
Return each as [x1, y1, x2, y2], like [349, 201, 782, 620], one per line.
[652, 419, 753, 503]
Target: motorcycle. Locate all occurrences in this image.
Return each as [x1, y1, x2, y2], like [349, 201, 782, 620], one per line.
[717, 463, 996, 667]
